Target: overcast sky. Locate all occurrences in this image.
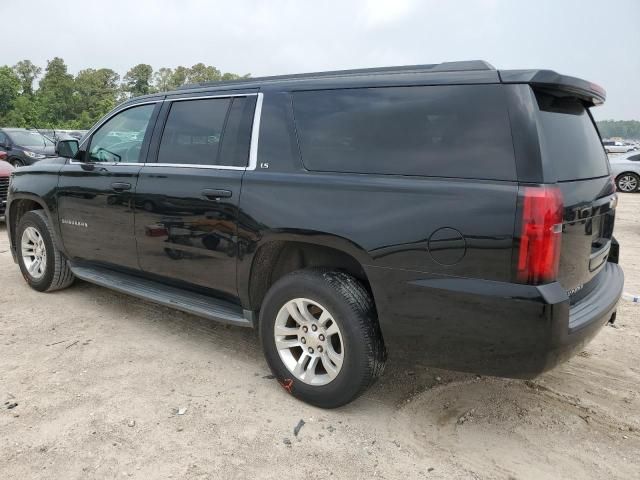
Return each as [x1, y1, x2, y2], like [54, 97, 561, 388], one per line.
[2, 0, 638, 119]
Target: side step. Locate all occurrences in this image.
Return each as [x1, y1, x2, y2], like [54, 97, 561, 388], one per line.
[69, 265, 252, 328]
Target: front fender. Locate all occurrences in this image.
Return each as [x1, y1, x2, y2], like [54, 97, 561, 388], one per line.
[7, 160, 65, 260]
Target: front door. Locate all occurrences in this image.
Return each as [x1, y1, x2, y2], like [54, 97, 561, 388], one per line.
[56, 101, 161, 270]
[135, 93, 257, 298]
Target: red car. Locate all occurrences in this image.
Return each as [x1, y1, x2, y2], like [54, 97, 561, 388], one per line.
[0, 152, 13, 217]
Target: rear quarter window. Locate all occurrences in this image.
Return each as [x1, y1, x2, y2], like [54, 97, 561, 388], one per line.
[535, 92, 609, 181]
[292, 85, 516, 180]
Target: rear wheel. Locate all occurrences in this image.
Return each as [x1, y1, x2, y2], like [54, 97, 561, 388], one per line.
[616, 173, 639, 192]
[16, 210, 75, 292]
[260, 269, 386, 408]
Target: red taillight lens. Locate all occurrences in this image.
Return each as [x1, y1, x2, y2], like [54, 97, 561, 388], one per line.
[516, 186, 564, 285]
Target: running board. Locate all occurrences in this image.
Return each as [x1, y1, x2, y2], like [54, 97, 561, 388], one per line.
[69, 265, 251, 327]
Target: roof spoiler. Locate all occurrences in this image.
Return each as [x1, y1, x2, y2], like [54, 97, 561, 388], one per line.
[498, 69, 606, 106]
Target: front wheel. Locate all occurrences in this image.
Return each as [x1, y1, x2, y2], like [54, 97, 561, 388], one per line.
[10, 158, 25, 168]
[616, 173, 639, 192]
[260, 270, 386, 408]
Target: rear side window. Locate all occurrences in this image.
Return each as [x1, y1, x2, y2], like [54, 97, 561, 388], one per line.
[157, 96, 255, 167]
[292, 85, 516, 180]
[535, 92, 609, 181]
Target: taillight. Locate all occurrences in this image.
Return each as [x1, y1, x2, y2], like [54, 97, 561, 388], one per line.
[515, 185, 564, 285]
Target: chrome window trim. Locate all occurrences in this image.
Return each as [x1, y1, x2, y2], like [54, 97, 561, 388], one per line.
[69, 92, 264, 171]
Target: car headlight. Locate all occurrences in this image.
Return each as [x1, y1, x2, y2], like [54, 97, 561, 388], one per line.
[24, 151, 47, 160]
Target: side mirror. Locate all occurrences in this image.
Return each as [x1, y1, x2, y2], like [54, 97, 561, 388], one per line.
[56, 139, 79, 158]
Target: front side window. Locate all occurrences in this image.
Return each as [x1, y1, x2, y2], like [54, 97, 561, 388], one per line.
[157, 96, 255, 167]
[88, 104, 155, 163]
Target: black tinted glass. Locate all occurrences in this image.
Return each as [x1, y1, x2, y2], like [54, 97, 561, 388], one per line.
[535, 92, 609, 181]
[293, 85, 516, 180]
[158, 98, 231, 165]
[218, 97, 256, 167]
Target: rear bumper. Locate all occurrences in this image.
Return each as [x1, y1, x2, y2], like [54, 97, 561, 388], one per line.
[366, 261, 624, 377]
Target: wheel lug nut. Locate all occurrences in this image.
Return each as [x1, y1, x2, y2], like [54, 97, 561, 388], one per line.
[302, 326, 308, 333]
[318, 346, 323, 353]
[308, 347, 314, 354]
[311, 324, 318, 332]
[301, 337, 306, 344]
[319, 334, 325, 341]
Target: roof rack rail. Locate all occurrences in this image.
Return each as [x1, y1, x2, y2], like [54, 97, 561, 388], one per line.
[178, 60, 496, 91]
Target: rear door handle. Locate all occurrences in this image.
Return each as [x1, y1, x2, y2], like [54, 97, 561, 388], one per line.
[202, 188, 232, 200]
[111, 182, 132, 192]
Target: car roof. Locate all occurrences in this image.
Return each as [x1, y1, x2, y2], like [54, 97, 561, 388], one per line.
[118, 59, 605, 111]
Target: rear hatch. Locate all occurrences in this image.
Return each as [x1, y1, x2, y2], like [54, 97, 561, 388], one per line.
[534, 90, 616, 301]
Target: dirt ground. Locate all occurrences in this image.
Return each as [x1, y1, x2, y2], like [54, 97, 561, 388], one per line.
[1, 194, 639, 480]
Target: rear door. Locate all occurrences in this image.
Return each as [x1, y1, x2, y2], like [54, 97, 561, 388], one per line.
[134, 92, 258, 298]
[57, 101, 161, 269]
[534, 90, 616, 300]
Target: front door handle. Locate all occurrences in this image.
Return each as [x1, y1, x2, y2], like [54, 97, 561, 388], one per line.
[202, 189, 232, 200]
[111, 182, 132, 192]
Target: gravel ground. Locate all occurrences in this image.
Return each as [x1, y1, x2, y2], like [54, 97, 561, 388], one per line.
[1, 194, 639, 480]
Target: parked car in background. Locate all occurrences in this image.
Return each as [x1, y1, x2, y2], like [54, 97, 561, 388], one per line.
[6, 61, 623, 407]
[0, 128, 57, 167]
[0, 157, 14, 218]
[603, 140, 635, 154]
[610, 151, 640, 192]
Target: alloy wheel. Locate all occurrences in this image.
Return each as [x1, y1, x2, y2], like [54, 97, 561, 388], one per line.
[618, 175, 638, 192]
[274, 298, 344, 386]
[21, 226, 47, 279]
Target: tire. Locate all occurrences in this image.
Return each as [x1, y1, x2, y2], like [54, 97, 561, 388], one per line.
[16, 210, 75, 292]
[616, 172, 640, 193]
[10, 158, 24, 168]
[260, 269, 386, 408]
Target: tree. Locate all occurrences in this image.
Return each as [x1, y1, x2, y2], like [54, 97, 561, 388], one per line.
[186, 63, 221, 84]
[0, 59, 250, 128]
[37, 57, 75, 126]
[153, 67, 174, 92]
[221, 72, 250, 81]
[169, 66, 189, 89]
[74, 68, 121, 126]
[13, 60, 42, 96]
[597, 120, 640, 140]
[2, 95, 40, 128]
[123, 64, 154, 97]
[0, 66, 21, 118]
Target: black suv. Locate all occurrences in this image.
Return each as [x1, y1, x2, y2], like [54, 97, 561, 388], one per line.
[6, 61, 624, 408]
[0, 128, 57, 167]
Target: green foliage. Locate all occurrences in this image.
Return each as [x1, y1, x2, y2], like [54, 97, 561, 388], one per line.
[0, 58, 249, 129]
[597, 120, 640, 140]
[123, 64, 154, 97]
[13, 60, 41, 96]
[0, 66, 21, 118]
[38, 57, 75, 127]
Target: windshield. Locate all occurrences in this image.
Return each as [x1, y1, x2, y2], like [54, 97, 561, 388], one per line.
[8, 131, 55, 148]
[535, 91, 609, 181]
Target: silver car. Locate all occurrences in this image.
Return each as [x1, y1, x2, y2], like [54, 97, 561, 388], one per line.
[609, 151, 640, 192]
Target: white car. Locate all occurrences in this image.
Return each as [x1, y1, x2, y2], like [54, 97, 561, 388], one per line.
[603, 141, 635, 154]
[609, 151, 640, 192]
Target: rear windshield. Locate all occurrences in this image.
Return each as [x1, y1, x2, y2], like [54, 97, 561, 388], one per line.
[535, 91, 609, 181]
[292, 85, 516, 180]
